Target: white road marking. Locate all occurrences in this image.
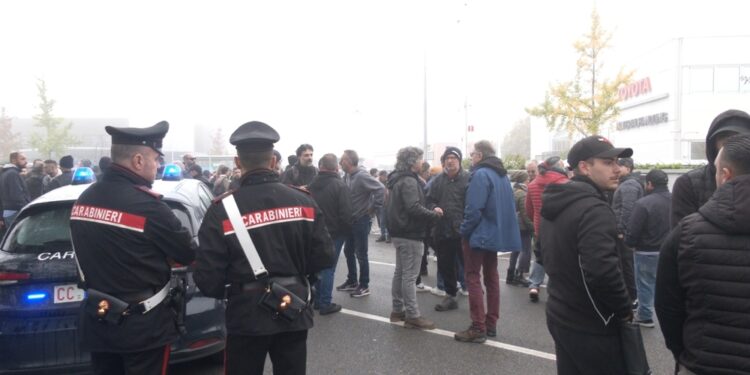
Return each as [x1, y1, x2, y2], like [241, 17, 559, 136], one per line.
[340, 308, 557, 361]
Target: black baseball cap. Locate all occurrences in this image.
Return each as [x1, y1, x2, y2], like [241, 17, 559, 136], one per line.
[567, 135, 633, 170]
[106, 121, 169, 156]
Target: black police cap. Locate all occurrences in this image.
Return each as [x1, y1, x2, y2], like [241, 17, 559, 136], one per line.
[105, 121, 169, 156]
[230, 121, 280, 152]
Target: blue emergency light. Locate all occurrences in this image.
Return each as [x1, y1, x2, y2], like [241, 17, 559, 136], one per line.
[162, 164, 183, 181]
[72, 167, 96, 185]
[25, 292, 47, 301]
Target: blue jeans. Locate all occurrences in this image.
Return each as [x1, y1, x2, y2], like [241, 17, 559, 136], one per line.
[634, 252, 659, 321]
[315, 236, 346, 307]
[377, 207, 388, 238]
[436, 251, 466, 291]
[528, 261, 545, 289]
[344, 215, 371, 288]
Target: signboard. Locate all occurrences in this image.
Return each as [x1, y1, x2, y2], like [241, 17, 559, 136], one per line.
[616, 112, 669, 131]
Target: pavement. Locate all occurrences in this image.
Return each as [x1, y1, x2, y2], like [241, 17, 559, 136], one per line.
[172, 232, 676, 375]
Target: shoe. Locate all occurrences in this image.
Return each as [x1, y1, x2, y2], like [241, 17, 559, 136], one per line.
[633, 318, 655, 328]
[632, 299, 639, 311]
[389, 311, 406, 322]
[336, 281, 358, 292]
[529, 288, 539, 302]
[430, 288, 447, 297]
[514, 276, 531, 287]
[350, 286, 370, 298]
[416, 283, 431, 293]
[454, 325, 487, 343]
[376, 236, 386, 242]
[505, 268, 517, 285]
[486, 326, 497, 337]
[435, 296, 458, 311]
[459, 288, 469, 296]
[404, 316, 436, 330]
[428, 254, 438, 262]
[318, 303, 342, 315]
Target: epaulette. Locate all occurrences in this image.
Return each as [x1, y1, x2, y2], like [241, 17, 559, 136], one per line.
[288, 185, 311, 195]
[134, 185, 163, 199]
[212, 189, 236, 204]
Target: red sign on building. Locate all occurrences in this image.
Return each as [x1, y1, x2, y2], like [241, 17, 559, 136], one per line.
[619, 77, 652, 101]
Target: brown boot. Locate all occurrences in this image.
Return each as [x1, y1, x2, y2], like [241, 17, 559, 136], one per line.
[389, 311, 406, 322]
[404, 316, 436, 330]
[454, 324, 487, 343]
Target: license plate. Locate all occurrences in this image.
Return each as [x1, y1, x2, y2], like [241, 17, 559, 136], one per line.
[53, 284, 85, 304]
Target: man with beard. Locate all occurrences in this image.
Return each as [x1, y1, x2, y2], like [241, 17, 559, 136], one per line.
[281, 144, 317, 188]
[44, 155, 75, 193]
[0, 152, 30, 226]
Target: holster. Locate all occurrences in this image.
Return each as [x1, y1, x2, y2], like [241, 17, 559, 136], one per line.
[257, 277, 309, 322]
[83, 289, 131, 325]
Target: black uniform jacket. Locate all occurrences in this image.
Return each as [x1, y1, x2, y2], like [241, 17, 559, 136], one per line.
[70, 164, 194, 352]
[194, 170, 334, 336]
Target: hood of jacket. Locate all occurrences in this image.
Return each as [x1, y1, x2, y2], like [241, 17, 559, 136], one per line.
[532, 169, 568, 189]
[541, 175, 606, 221]
[386, 170, 420, 189]
[2, 163, 18, 171]
[705, 109, 750, 164]
[699, 174, 750, 234]
[473, 156, 507, 177]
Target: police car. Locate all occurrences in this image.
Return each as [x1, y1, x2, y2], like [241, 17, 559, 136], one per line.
[0, 166, 226, 374]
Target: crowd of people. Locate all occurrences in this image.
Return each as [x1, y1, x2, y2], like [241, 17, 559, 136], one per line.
[1, 108, 749, 375]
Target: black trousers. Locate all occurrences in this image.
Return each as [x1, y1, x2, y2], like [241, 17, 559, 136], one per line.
[226, 330, 308, 375]
[547, 320, 626, 375]
[434, 238, 463, 297]
[91, 346, 170, 375]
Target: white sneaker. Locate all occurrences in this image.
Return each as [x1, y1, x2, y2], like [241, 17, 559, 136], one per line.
[416, 283, 431, 292]
[430, 288, 447, 297]
[459, 288, 469, 296]
[428, 254, 438, 262]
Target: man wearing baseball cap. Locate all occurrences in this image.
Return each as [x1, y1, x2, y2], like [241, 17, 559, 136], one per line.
[539, 135, 638, 374]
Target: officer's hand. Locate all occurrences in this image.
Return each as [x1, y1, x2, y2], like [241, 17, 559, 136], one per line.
[433, 207, 444, 217]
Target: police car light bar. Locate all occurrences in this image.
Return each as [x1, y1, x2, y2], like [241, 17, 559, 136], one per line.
[25, 292, 47, 301]
[72, 167, 97, 185]
[162, 164, 183, 181]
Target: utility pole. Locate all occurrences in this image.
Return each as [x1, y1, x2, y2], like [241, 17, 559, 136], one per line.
[423, 57, 429, 156]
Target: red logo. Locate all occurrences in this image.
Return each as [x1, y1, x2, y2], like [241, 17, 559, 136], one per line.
[70, 204, 147, 233]
[222, 206, 315, 235]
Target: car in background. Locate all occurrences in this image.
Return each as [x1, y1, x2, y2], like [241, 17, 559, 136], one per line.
[0, 167, 225, 374]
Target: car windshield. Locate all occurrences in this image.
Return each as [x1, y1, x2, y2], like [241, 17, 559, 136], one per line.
[1, 203, 192, 254]
[1, 205, 72, 254]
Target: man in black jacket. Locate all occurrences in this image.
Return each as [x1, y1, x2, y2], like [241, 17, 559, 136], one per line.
[0, 152, 30, 227]
[194, 121, 333, 375]
[281, 143, 317, 188]
[308, 153, 353, 315]
[656, 134, 750, 375]
[671, 109, 750, 227]
[425, 146, 469, 312]
[44, 155, 74, 193]
[386, 146, 442, 330]
[540, 135, 634, 375]
[70, 122, 194, 375]
[625, 169, 671, 328]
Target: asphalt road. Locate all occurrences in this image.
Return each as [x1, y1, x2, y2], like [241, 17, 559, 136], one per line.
[172, 232, 676, 375]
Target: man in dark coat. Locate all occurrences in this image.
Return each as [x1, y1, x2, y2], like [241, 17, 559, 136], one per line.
[612, 157, 643, 304]
[44, 155, 74, 193]
[70, 122, 194, 375]
[281, 144, 317, 188]
[425, 146, 470, 311]
[308, 153, 353, 315]
[0, 152, 30, 226]
[671, 109, 750, 227]
[194, 122, 333, 375]
[625, 169, 671, 328]
[24, 160, 45, 201]
[541, 136, 634, 375]
[656, 134, 750, 375]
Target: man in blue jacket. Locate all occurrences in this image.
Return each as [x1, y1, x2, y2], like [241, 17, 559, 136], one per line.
[455, 140, 521, 343]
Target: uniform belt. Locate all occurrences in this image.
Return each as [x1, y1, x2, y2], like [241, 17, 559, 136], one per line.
[125, 283, 171, 314]
[233, 276, 302, 295]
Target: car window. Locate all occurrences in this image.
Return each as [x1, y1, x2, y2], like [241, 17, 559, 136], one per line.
[195, 185, 213, 221]
[2, 206, 72, 254]
[166, 202, 194, 235]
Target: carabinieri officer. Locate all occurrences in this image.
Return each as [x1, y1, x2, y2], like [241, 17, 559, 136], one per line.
[70, 121, 194, 375]
[194, 121, 334, 375]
